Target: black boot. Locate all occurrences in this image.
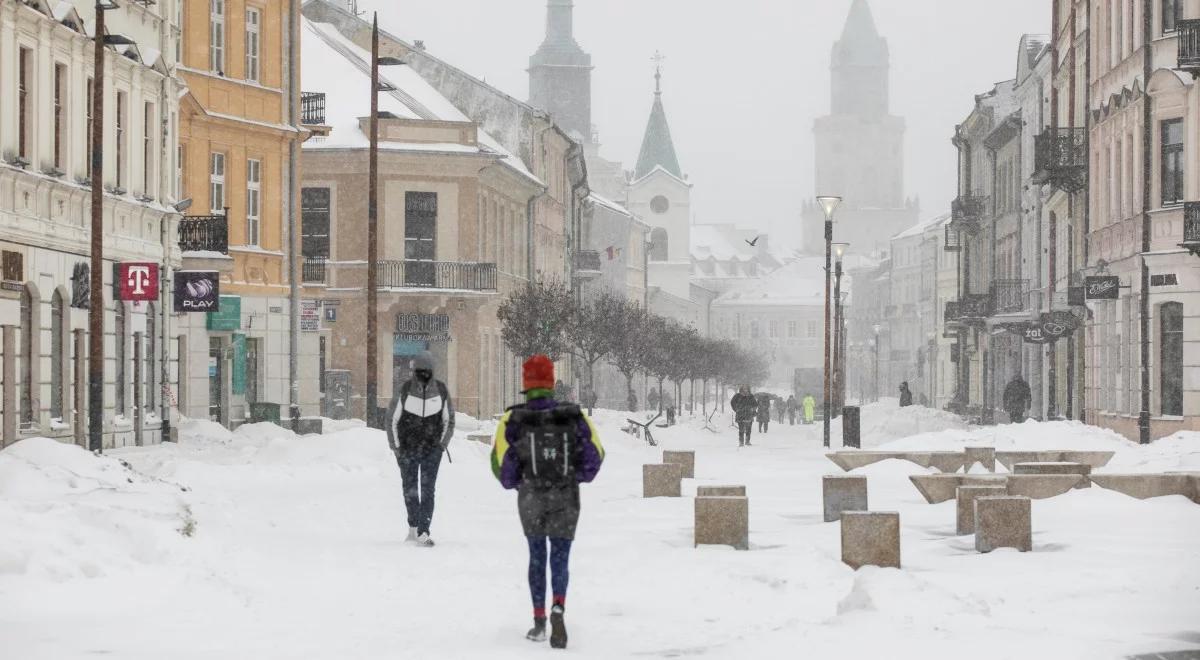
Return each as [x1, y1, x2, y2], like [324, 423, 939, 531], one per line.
[526, 617, 547, 642]
[549, 604, 568, 649]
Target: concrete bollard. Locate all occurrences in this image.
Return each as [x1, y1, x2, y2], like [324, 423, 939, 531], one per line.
[975, 496, 1032, 553]
[662, 450, 696, 479]
[694, 496, 749, 550]
[643, 463, 683, 498]
[697, 485, 746, 497]
[840, 511, 900, 569]
[955, 485, 1008, 535]
[964, 446, 996, 472]
[823, 475, 868, 522]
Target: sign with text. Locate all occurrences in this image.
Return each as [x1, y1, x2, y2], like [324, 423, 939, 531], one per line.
[174, 271, 220, 313]
[395, 313, 451, 342]
[114, 262, 159, 302]
[301, 300, 321, 332]
[1000, 311, 1082, 345]
[1084, 276, 1120, 300]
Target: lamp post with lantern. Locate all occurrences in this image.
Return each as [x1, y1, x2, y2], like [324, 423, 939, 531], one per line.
[816, 196, 842, 447]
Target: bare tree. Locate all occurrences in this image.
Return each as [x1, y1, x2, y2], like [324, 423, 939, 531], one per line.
[497, 279, 574, 361]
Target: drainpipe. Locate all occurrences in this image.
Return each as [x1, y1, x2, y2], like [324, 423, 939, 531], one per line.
[287, 1, 301, 429]
[1137, 0, 1152, 444]
[1079, 0, 1093, 425]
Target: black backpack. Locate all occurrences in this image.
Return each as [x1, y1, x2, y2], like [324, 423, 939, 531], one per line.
[510, 404, 582, 488]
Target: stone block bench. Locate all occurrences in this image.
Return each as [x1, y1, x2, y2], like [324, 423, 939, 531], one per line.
[909, 474, 1007, 504]
[1004, 474, 1087, 499]
[995, 450, 1114, 471]
[841, 512, 900, 569]
[662, 450, 696, 479]
[467, 432, 493, 445]
[643, 463, 683, 498]
[975, 496, 1032, 553]
[695, 496, 749, 550]
[823, 475, 868, 522]
[697, 485, 746, 497]
[956, 485, 1007, 535]
[964, 446, 996, 472]
[826, 451, 966, 473]
[1012, 462, 1091, 488]
[1091, 473, 1200, 503]
[909, 474, 1083, 503]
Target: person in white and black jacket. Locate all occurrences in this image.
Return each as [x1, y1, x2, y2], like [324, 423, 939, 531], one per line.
[385, 351, 454, 547]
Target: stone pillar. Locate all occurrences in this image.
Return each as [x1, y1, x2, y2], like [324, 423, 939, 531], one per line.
[975, 496, 1032, 553]
[2, 325, 15, 448]
[697, 485, 746, 497]
[694, 496, 749, 550]
[73, 329, 86, 447]
[662, 450, 695, 478]
[956, 485, 1007, 535]
[823, 475, 868, 522]
[964, 446, 996, 472]
[841, 512, 900, 569]
[643, 463, 683, 498]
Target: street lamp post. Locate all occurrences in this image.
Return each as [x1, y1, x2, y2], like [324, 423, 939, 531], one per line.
[816, 196, 842, 448]
[873, 323, 882, 402]
[832, 242, 849, 417]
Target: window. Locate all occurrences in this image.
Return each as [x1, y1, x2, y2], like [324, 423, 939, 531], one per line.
[245, 7, 261, 82]
[807, 320, 819, 338]
[301, 187, 331, 257]
[769, 320, 780, 339]
[1160, 302, 1183, 416]
[19, 285, 36, 426]
[18, 48, 31, 161]
[177, 143, 185, 200]
[210, 0, 225, 73]
[210, 152, 225, 212]
[1163, 0, 1182, 33]
[649, 228, 669, 261]
[405, 192, 437, 286]
[86, 79, 94, 177]
[788, 320, 798, 338]
[1161, 119, 1184, 206]
[116, 92, 127, 188]
[143, 103, 156, 196]
[54, 64, 67, 170]
[51, 290, 65, 420]
[246, 159, 261, 245]
[750, 321, 760, 339]
[146, 304, 157, 411]
[115, 303, 126, 415]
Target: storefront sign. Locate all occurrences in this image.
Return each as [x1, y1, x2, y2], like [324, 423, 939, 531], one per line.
[1084, 276, 1120, 300]
[207, 295, 242, 331]
[174, 271, 220, 312]
[395, 313, 451, 342]
[1000, 311, 1082, 345]
[114, 262, 159, 302]
[324, 307, 337, 322]
[301, 300, 321, 332]
[70, 262, 90, 309]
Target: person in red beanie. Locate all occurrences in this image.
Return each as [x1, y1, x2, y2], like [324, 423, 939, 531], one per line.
[490, 355, 605, 650]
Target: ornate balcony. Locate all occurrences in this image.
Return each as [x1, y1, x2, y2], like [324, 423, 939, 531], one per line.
[301, 92, 327, 125]
[1180, 202, 1200, 258]
[378, 260, 497, 291]
[573, 250, 602, 280]
[1179, 19, 1200, 76]
[951, 195, 987, 234]
[990, 279, 1030, 315]
[1033, 127, 1088, 193]
[945, 293, 993, 326]
[178, 212, 229, 254]
[302, 255, 327, 284]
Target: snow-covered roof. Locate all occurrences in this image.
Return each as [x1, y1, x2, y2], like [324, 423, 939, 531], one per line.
[892, 212, 951, 240]
[713, 255, 855, 308]
[588, 193, 633, 218]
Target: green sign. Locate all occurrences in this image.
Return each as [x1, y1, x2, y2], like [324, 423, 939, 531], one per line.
[207, 295, 242, 331]
[231, 334, 247, 395]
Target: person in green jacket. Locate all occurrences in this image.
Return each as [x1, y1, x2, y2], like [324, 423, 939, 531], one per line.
[802, 394, 816, 425]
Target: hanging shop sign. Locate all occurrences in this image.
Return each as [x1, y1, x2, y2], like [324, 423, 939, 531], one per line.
[300, 300, 321, 332]
[174, 271, 221, 313]
[70, 262, 90, 309]
[999, 311, 1082, 345]
[207, 295, 242, 331]
[395, 312, 451, 342]
[114, 262, 160, 302]
[1084, 276, 1120, 300]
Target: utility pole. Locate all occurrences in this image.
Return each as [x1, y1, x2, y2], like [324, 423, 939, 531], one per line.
[366, 13, 380, 428]
[817, 197, 841, 448]
[88, 1, 110, 453]
[1138, 0, 1153, 444]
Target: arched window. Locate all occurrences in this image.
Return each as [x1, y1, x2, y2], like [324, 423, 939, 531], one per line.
[1160, 302, 1183, 416]
[51, 290, 65, 420]
[649, 228, 669, 262]
[146, 303, 157, 411]
[114, 302, 126, 416]
[19, 284, 37, 426]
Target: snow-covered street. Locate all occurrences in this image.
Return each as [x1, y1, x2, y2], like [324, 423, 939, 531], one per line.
[2, 404, 1199, 659]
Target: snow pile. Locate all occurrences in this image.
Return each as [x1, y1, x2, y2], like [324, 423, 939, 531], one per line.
[0, 438, 194, 581]
[829, 400, 974, 447]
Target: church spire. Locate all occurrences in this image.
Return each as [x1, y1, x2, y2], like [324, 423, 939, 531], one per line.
[541, 0, 580, 50]
[634, 54, 682, 181]
[830, 0, 890, 116]
[528, 0, 593, 139]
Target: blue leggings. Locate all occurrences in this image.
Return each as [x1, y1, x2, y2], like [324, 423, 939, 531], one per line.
[527, 536, 572, 614]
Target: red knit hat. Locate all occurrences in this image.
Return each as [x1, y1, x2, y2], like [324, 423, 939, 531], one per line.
[522, 355, 555, 392]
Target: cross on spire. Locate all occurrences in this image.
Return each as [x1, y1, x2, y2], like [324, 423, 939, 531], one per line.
[652, 50, 666, 94]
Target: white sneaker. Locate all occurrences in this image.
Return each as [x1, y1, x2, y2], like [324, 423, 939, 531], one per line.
[415, 533, 435, 547]
[405, 527, 418, 543]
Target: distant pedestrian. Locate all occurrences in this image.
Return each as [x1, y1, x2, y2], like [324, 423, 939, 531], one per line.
[554, 379, 572, 402]
[385, 351, 454, 547]
[757, 396, 771, 433]
[648, 388, 660, 412]
[581, 384, 598, 415]
[492, 355, 605, 650]
[802, 394, 816, 424]
[776, 398, 786, 423]
[731, 386, 757, 447]
[786, 395, 798, 425]
[899, 382, 913, 407]
[1003, 374, 1032, 423]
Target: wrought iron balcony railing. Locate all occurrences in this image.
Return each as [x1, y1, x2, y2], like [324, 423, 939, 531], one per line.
[991, 279, 1030, 315]
[301, 92, 327, 125]
[1033, 127, 1088, 192]
[945, 293, 994, 325]
[303, 255, 328, 284]
[573, 250, 602, 279]
[1178, 19, 1200, 75]
[1180, 202, 1200, 257]
[178, 211, 229, 254]
[951, 195, 987, 234]
[377, 260, 497, 291]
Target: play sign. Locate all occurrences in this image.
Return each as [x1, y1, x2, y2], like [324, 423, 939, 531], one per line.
[113, 262, 160, 302]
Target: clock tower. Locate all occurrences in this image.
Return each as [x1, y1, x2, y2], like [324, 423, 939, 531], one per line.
[528, 0, 593, 140]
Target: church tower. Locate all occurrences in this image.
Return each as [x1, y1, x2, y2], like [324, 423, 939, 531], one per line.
[803, 0, 918, 255]
[528, 0, 592, 140]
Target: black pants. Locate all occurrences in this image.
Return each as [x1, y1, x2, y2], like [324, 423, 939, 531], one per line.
[396, 444, 443, 535]
[737, 421, 753, 445]
[1007, 409, 1026, 424]
[758, 419, 769, 433]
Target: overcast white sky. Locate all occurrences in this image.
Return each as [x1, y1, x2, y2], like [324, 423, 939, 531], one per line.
[356, 0, 1046, 247]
